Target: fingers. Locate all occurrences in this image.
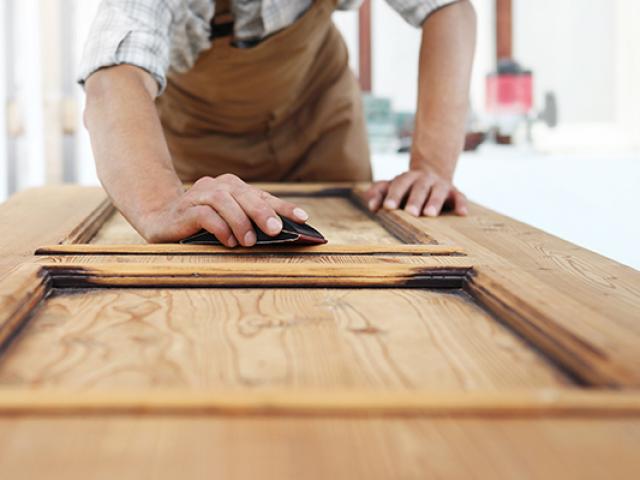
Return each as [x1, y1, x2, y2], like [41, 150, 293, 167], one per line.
[404, 178, 434, 217]
[190, 175, 310, 246]
[423, 183, 450, 217]
[364, 181, 390, 212]
[371, 171, 468, 218]
[383, 173, 416, 210]
[193, 205, 237, 247]
[203, 190, 257, 246]
[262, 191, 309, 224]
[451, 189, 469, 216]
[233, 188, 283, 237]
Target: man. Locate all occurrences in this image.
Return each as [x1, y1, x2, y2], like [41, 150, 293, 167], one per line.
[80, 0, 476, 247]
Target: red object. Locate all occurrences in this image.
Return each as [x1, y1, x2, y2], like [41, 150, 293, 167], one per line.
[486, 73, 533, 116]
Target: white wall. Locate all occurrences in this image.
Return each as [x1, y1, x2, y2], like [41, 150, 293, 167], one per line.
[74, 0, 102, 186]
[336, 0, 640, 147]
[334, 0, 495, 114]
[514, 0, 616, 123]
[13, 0, 47, 191]
[0, 1, 7, 201]
[615, 0, 640, 144]
[1, 0, 639, 202]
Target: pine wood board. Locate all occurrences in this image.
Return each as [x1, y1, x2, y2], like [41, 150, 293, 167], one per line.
[0, 186, 108, 280]
[34, 253, 458, 266]
[89, 195, 404, 246]
[35, 243, 465, 256]
[386, 199, 640, 323]
[467, 266, 640, 387]
[0, 389, 639, 416]
[0, 287, 568, 391]
[1, 183, 640, 477]
[41, 261, 471, 288]
[351, 185, 640, 386]
[0, 417, 639, 479]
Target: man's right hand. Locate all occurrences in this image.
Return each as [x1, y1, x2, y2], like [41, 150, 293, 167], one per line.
[139, 174, 309, 247]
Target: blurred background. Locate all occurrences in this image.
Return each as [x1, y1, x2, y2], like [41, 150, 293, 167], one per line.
[0, 0, 639, 268]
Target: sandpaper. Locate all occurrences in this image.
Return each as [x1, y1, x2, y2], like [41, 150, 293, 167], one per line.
[180, 216, 327, 246]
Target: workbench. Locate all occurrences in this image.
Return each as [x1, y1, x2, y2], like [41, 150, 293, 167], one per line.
[0, 183, 639, 479]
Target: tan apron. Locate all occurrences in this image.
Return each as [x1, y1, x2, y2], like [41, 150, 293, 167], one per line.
[156, 0, 371, 183]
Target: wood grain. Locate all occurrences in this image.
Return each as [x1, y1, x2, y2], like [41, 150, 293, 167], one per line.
[352, 185, 640, 387]
[35, 253, 455, 266]
[0, 417, 639, 479]
[0, 186, 107, 280]
[0, 264, 48, 351]
[0, 288, 569, 390]
[2, 183, 640, 477]
[467, 267, 640, 387]
[1, 389, 640, 416]
[42, 261, 472, 288]
[90, 196, 403, 246]
[35, 243, 464, 256]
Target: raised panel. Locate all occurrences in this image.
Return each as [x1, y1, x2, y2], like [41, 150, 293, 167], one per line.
[0, 287, 571, 391]
[89, 195, 404, 246]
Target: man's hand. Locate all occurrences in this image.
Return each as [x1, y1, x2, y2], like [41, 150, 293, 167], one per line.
[364, 169, 467, 217]
[366, 1, 476, 219]
[140, 174, 309, 246]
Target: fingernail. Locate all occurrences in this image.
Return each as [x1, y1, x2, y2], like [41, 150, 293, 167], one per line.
[384, 199, 397, 210]
[368, 199, 377, 211]
[227, 236, 237, 247]
[425, 206, 437, 217]
[266, 216, 282, 234]
[293, 208, 308, 221]
[406, 206, 419, 217]
[244, 230, 256, 246]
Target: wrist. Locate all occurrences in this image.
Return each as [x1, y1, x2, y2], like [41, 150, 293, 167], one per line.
[409, 154, 455, 182]
[410, 132, 461, 181]
[134, 183, 184, 239]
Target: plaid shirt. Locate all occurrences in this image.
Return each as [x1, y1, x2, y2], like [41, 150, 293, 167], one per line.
[78, 0, 457, 94]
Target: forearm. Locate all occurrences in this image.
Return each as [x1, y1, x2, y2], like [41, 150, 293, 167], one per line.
[83, 65, 184, 236]
[413, 0, 476, 179]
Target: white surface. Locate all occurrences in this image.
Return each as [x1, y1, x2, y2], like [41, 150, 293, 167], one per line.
[372, 146, 640, 270]
[0, 0, 7, 200]
[515, 0, 616, 123]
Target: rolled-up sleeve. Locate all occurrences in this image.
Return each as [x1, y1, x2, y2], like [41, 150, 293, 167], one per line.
[77, 0, 182, 94]
[384, 0, 460, 27]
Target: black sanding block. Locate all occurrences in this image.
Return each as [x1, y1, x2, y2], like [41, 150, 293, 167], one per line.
[180, 216, 327, 246]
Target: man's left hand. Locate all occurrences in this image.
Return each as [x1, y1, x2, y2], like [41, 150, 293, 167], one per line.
[364, 169, 468, 217]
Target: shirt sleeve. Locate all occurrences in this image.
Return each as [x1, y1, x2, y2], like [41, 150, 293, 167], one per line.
[77, 0, 184, 95]
[384, 0, 460, 27]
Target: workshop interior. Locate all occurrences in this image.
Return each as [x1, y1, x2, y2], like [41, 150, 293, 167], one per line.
[0, 1, 639, 478]
[1, 0, 639, 267]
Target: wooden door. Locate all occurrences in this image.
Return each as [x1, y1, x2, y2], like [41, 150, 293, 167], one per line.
[1, 183, 639, 479]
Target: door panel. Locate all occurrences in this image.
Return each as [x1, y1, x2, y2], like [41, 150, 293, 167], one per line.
[1, 417, 639, 480]
[90, 195, 403, 246]
[0, 287, 570, 390]
[2, 183, 640, 478]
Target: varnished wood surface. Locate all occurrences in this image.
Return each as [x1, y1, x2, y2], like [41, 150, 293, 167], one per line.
[0, 417, 639, 479]
[0, 288, 568, 390]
